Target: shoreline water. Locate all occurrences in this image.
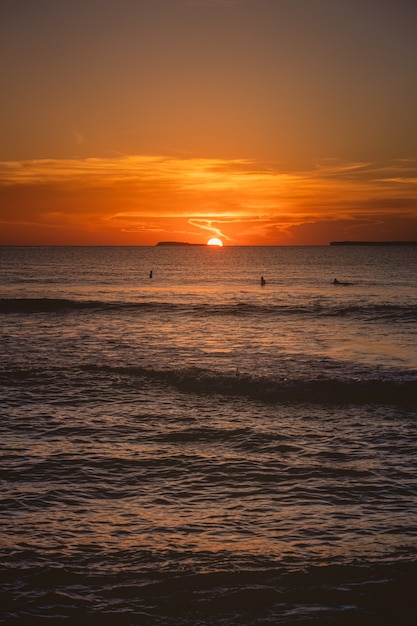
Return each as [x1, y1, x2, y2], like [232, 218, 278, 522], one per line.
[1, 245, 416, 624]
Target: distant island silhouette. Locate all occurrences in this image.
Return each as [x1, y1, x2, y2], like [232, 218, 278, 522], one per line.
[330, 241, 417, 246]
[156, 241, 205, 246]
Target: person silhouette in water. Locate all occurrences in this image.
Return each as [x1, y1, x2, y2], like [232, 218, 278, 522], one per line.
[149, 270, 153, 279]
[261, 276, 266, 286]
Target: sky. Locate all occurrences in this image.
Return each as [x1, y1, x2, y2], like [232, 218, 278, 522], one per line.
[1, 0, 417, 246]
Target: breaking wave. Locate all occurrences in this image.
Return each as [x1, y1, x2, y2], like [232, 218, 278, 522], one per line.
[1, 297, 416, 322]
[78, 364, 417, 406]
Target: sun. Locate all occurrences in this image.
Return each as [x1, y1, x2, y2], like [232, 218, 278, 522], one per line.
[207, 237, 223, 246]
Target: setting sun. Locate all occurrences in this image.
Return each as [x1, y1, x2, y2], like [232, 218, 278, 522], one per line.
[207, 238, 223, 246]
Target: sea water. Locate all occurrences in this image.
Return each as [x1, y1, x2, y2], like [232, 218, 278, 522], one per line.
[1, 245, 416, 625]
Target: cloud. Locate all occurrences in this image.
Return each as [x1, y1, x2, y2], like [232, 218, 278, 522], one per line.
[73, 127, 84, 146]
[188, 218, 232, 241]
[1, 154, 416, 244]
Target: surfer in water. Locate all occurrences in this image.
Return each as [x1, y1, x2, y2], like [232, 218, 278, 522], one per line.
[261, 276, 266, 286]
[333, 278, 352, 285]
[149, 270, 153, 279]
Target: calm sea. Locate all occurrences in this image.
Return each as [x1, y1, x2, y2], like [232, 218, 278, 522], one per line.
[1, 245, 416, 625]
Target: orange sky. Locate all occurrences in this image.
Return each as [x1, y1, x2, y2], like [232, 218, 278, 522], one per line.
[1, 155, 417, 245]
[1, 0, 417, 245]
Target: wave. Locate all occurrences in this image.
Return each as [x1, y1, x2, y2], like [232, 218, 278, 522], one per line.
[79, 364, 417, 406]
[0, 298, 171, 314]
[2, 559, 416, 625]
[2, 362, 416, 407]
[1, 297, 416, 321]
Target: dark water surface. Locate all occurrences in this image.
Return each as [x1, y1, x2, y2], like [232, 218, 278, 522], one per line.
[1, 246, 416, 624]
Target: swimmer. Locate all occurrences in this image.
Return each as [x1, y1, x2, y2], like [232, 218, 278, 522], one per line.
[333, 278, 352, 285]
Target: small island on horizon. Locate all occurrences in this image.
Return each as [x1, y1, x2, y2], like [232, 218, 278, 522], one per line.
[156, 241, 205, 246]
[330, 241, 417, 246]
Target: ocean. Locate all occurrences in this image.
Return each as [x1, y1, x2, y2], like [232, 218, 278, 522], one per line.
[1, 245, 416, 625]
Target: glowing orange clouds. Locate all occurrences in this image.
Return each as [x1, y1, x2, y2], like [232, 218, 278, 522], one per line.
[0, 155, 416, 245]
